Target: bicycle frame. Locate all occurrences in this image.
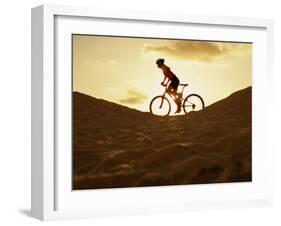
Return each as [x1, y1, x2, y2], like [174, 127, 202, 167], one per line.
[150, 83, 204, 116]
[160, 84, 187, 107]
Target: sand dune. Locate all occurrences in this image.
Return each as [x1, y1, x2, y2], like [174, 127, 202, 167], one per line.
[73, 87, 252, 189]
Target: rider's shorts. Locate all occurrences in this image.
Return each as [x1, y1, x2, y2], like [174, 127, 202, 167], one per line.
[169, 75, 179, 91]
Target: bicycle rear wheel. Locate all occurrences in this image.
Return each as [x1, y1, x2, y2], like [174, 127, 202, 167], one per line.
[149, 96, 171, 116]
[183, 94, 205, 114]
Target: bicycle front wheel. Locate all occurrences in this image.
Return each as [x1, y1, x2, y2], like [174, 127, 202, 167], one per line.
[149, 96, 171, 116]
[183, 94, 205, 114]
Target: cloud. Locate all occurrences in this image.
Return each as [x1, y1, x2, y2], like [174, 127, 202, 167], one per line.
[108, 59, 119, 65]
[84, 59, 119, 66]
[142, 40, 251, 62]
[119, 90, 148, 105]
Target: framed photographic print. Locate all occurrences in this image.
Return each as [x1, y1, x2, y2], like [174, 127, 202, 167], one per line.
[31, 4, 274, 221]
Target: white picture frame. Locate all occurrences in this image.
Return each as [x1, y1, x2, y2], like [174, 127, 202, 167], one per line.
[31, 4, 274, 221]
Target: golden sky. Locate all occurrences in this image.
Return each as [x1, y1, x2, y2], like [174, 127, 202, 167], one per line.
[73, 35, 252, 112]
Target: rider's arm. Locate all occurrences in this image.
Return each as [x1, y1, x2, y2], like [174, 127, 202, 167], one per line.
[161, 76, 169, 86]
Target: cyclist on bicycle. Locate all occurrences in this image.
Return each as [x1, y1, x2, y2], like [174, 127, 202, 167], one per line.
[156, 58, 181, 113]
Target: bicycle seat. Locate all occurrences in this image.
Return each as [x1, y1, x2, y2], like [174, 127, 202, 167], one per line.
[179, 83, 188, 86]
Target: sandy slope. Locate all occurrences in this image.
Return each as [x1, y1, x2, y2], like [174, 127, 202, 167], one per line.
[73, 87, 252, 189]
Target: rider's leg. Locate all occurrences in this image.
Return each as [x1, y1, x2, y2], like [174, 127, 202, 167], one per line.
[167, 86, 181, 113]
[169, 77, 180, 101]
[174, 92, 181, 113]
[170, 77, 181, 113]
[167, 86, 178, 100]
[167, 87, 178, 103]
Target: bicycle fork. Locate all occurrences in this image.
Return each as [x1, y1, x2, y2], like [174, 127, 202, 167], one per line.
[159, 90, 167, 108]
[160, 96, 165, 108]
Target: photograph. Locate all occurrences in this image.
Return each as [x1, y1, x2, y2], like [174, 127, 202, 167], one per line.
[72, 34, 252, 190]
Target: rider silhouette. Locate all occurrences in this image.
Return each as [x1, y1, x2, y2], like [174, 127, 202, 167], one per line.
[156, 58, 181, 113]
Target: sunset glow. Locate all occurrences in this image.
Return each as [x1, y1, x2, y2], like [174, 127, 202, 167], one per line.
[73, 35, 252, 113]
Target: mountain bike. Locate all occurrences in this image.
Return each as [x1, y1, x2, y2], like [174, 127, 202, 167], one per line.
[149, 83, 205, 116]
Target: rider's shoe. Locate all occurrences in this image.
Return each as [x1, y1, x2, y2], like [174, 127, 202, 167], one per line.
[174, 104, 181, 114]
[174, 108, 181, 114]
[174, 97, 181, 114]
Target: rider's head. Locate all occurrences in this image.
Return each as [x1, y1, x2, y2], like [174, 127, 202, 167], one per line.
[156, 58, 165, 68]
